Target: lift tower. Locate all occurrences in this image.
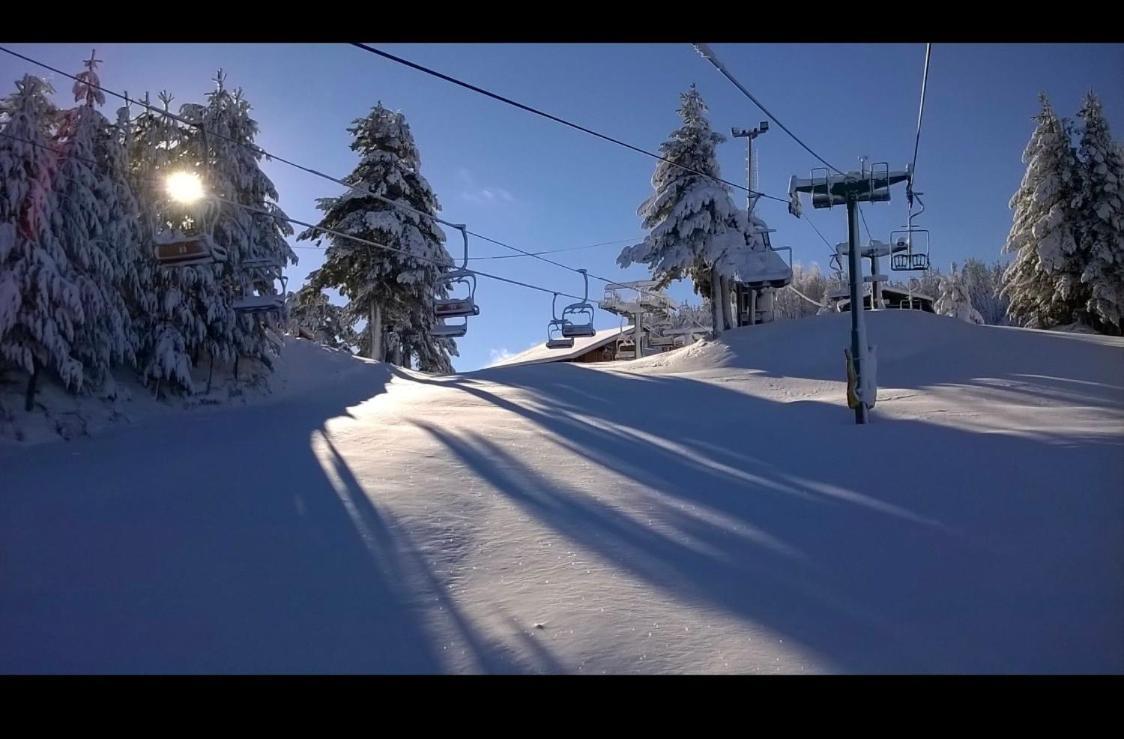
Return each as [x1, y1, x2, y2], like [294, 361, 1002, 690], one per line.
[788, 162, 911, 424]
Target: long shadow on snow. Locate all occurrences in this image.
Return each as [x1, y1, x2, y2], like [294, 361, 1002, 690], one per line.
[0, 362, 446, 673]
[406, 362, 1123, 673]
[309, 432, 554, 673]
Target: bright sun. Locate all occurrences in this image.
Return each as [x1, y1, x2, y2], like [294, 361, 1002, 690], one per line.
[165, 171, 205, 204]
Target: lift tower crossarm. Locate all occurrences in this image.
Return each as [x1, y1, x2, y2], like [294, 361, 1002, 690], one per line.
[788, 165, 912, 211]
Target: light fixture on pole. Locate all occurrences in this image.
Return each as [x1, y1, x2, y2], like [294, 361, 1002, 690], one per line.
[731, 121, 768, 212]
[732, 122, 770, 327]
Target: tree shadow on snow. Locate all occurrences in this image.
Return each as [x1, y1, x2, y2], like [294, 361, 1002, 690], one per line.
[403, 360, 1124, 673]
[0, 360, 465, 674]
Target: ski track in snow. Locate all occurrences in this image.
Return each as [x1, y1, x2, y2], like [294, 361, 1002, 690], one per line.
[1, 311, 1123, 673]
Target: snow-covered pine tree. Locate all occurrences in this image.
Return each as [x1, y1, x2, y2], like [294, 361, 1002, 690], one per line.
[285, 284, 353, 349]
[297, 102, 455, 370]
[774, 263, 829, 320]
[127, 91, 205, 393]
[1073, 91, 1124, 335]
[618, 85, 750, 334]
[180, 72, 296, 374]
[50, 52, 141, 392]
[0, 75, 85, 410]
[935, 263, 985, 325]
[106, 99, 157, 361]
[667, 301, 712, 332]
[907, 267, 942, 304]
[960, 258, 1009, 325]
[1002, 94, 1084, 329]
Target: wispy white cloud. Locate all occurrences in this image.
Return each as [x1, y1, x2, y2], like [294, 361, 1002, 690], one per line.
[458, 168, 516, 206]
[488, 347, 515, 366]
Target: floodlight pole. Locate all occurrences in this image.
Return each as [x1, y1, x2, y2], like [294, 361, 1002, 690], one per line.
[732, 121, 769, 327]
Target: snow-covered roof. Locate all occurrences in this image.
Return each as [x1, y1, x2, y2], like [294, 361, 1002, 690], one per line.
[488, 327, 629, 369]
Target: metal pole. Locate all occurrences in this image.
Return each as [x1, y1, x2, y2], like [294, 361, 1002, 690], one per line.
[745, 134, 755, 327]
[734, 125, 766, 328]
[635, 305, 644, 356]
[868, 251, 882, 308]
[746, 133, 754, 210]
[846, 198, 868, 424]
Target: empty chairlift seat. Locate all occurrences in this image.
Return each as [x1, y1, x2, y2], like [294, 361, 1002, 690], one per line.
[546, 319, 575, 349]
[890, 228, 930, 271]
[432, 225, 479, 339]
[560, 268, 597, 338]
[232, 257, 288, 316]
[544, 293, 576, 349]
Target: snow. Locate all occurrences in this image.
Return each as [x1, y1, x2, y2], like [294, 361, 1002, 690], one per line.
[0, 337, 369, 447]
[488, 326, 628, 368]
[1, 312, 1122, 673]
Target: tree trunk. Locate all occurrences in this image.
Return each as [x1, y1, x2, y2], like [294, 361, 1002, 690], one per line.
[634, 308, 644, 357]
[369, 302, 383, 361]
[720, 277, 736, 331]
[25, 361, 39, 412]
[759, 288, 774, 323]
[710, 274, 722, 338]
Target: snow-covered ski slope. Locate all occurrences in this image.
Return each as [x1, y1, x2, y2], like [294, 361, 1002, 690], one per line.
[2, 310, 1122, 673]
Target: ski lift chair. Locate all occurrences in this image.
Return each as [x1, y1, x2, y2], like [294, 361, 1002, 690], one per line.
[743, 245, 794, 289]
[616, 337, 636, 360]
[153, 195, 228, 267]
[232, 257, 288, 316]
[560, 269, 597, 338]
[434, 225, 480, 326]
[432, 317, 468, 339]
[545, 293, 575, 349]
[890, 228, 930, 271]
[546, 320, 575, 349]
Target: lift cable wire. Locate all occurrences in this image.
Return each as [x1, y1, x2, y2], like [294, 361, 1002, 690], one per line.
[910, 43, 933, 195]
[0, 130, 590, 303]
[691, 43, 843, 175]
[0, 45, 676, 302]
[349, 42, 789, 204]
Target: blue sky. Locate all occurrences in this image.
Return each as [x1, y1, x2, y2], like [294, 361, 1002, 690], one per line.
[2, 43, 1121, 371]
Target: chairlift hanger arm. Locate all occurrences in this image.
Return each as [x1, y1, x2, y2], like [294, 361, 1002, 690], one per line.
[452, 223, 469, 270]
